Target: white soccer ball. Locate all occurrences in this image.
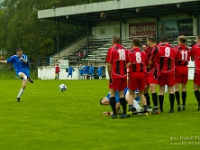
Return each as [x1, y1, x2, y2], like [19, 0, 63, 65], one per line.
[58, 84, 67, 92]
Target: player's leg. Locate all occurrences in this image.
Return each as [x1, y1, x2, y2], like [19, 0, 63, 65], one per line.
[17, 72, 28, 102]
[144, 85, 151, 108]
[194, 83, 200, 110]
[119, 90, 128, 118]
[138, 73, 148, 112]
[109, 88, 117, 117]
[159, 85, 165, 112]
[127, 89, 135, 113]
[167, 74, 176, 113]
[118, 78, 128, 118]
[139, 90, 148, 113]
[175, 83, 181, 111]
[168, 85, 175, 113]
[145, 74, 151, 107]
[181, 83, 187, 110]
[149, 83, 159, 112]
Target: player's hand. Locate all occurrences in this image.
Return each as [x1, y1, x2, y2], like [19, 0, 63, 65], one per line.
[19, 57, 23, 60]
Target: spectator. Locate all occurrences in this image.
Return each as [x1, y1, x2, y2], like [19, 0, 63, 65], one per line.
[83, 50, 87, 58]
[78, 51, 83, 60]
[55, 63, 60, 80]
[89, 64, 94, 80]
[79, 63, 84, 80]
[67, 66, 74, 79]
[97, 66, 103, 79]
[83, 63, 89, 80]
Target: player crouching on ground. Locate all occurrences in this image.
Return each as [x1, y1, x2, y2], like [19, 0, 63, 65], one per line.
[100, 88, 144, 115]
[0, 48, 34, 102]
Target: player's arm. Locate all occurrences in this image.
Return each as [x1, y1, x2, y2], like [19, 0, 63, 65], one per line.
[0, 60, 7, 63]
[20, 56, 28, 63]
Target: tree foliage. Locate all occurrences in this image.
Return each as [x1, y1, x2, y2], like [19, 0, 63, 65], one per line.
[0, 0, 109, 62]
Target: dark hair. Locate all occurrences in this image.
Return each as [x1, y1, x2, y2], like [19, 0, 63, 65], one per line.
[178, 35, 186, 44]
[147, 35, 156, 42]
[132, 38, 141, 47]
[112, 35, 121, 44]
[159, 36, 168, 43]
[100, 98, 103, 105]
[16, 48, 22, 52]
[197, 35, 200, 40]
[191, 40, 196, 47]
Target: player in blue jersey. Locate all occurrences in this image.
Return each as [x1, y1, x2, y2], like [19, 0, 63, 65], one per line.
[100, 88, 147, 115]
[97, 66, 103, 79]
[89, 64, 94, 80]
[83, 64, 89, 80]
[0, 48, 33, 102]
[67, 66, 74, 79]
[79, 63, 84, 80]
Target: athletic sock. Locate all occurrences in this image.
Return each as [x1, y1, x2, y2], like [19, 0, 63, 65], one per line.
[120, 98, 127, 115]
[110, 97, 116, 115]
[17, 88, 24, 98]
[145, 93, 150, 106]
[182, 91, 187, 106]
[129, 105, 133, 111]
[194, 90, 200, 105]
[159, 95, 164, 111]
[169, 94, 175, 110]
[175, 91, 180, 105]
[151, 93, 158, 108]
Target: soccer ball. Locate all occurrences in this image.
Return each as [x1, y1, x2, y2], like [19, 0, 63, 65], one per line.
[58, 84, 67, 92]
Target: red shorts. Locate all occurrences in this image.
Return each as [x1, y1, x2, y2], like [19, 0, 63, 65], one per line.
[128, 72, 146, 91]
[159, 73, 175, 86]
[175, 66, 188, 84]
[146, 73, 158, 85]
[109, 78, 127, 91]
[194, 74, 200, 86]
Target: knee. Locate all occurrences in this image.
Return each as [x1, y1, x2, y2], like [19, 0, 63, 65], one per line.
[22, 86, 26, 90]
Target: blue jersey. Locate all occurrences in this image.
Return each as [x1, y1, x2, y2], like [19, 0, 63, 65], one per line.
[84, 66, 89, 74]
[79, 66, 84, 75]
[106, 87, 140, 103]
[68, 67, 74, 75]
[89, 66, 94, 75]
[7, 54, 30, 77]
[97, 67, 103, 76]
[106, 91, 120, 103]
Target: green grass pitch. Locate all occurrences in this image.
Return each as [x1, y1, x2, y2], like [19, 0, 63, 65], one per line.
[0, 79, 199, 150]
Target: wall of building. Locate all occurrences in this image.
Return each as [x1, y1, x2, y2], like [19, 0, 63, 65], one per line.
[92, 15, 198, 39]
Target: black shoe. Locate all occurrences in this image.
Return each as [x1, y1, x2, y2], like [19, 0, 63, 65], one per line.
[178, 105, 181, 112]
[27, 77, 34, 83]
[17, 97, 20, 102]
[182, 105, 185, 110]
[160, 108, 163, 113]
[168, 109, 174, 113]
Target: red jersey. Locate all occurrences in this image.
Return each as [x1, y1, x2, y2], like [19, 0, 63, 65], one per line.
[55, 65, 60, 73]
[106, 44, 128, 78]
[146, 45, 160, 75]
[158, 43, 176, 74]
[175, 45, 190, 66]
[191, 43, 200, 74]
[127, 48, 147, 73]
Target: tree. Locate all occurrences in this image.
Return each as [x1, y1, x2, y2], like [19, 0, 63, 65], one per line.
[0, 0, 109, 62]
